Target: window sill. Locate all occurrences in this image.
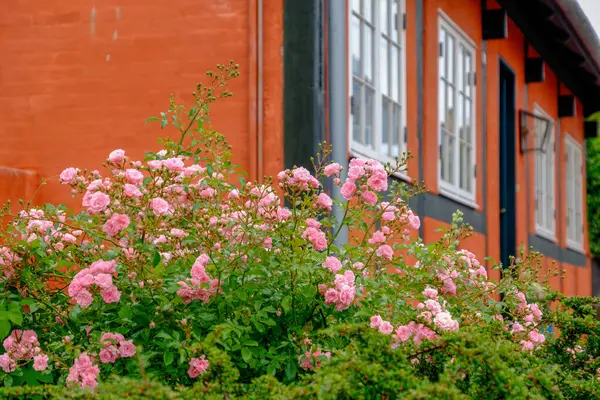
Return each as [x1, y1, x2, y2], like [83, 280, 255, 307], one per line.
[566, 241, 585, 255]
[534, 228, 557, 244]
[438, 186, 478, 210]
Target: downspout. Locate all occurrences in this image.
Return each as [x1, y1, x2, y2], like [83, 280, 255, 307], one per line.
[416, 0, 425, 239]
[556, 79, 564, 295]
[328, 0, 348, 246]
[257, 0, 264, 182]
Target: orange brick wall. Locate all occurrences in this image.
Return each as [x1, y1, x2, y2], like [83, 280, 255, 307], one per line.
[0, 0, 283, 209]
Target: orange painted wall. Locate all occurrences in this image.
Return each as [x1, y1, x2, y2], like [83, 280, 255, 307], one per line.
[0, 0, 283, 209]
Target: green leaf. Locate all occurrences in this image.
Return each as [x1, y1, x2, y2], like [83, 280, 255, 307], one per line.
[241, 348, 253, 363]
[152, 250, 161, 267]
[4, 374, 13, 387]
[285, 361, 297, 382]
[244, 340, 259, 347]
[163, 352, 174, 366]
[155, 331, 172, 341]
[0, 318, 10, 340]
[118, 306, 133, 320]
[281, 296, 292, 314]
[145, 116, 160, 125]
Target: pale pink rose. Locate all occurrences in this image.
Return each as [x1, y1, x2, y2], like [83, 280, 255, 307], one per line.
[323, 163, 342, 177]
[324, 288, 339, 304]
[75, 289, 94, 308]
[163, 157, 184, 172]
[100, 286, 121, 304]
[59, 168, 79, 184]
[379, 321, 394, 335]
[124, 184, 143, 197]
[376, 244, 394, 260]
[422, 288, 438, 299]
[102, 213, 130, 237]
[382, 211, 396, 221]
[99, 349, 118, 364]
[277, 207, 292, 220]
[362, 191, 378, 205]
[119, 341, 136, 357]
[367, 171, 388, 192]
[306, 218, 321, 229]
[108, 149, 125, 163]
[316, 193, 333, 210]
[322, 256, 342, 273]
[395, 325, 412, 342]
[339, 287, 355, 305]
[63, 233, 77, 244]
[343, 270, 355, 284]
[0, 354, 15, 373]
[150, 198, 170, 216]
[87, 192, 110, 214]
[340, 181, 356, 200]
[348, 166, 365, 180]
[370, 315, 383, 328]
[521, 340, 534, 351]
[124, 169, 144, 184]
[187, 356, 209, 379]
[94, 273, 113, 289]
[147, 160, 163, 170]
[32, 354, 48, 371]
[433, 311, 459, 332]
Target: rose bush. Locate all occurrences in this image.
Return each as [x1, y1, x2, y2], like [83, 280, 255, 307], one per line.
[0, 62, 599, 398]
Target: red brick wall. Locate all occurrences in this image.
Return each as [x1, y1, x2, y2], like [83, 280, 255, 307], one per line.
[0, 0, 283, 208]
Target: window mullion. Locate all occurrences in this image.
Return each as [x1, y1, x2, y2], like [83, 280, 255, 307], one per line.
[373, 0, 381, 154]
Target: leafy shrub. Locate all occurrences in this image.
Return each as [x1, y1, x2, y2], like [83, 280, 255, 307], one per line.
[0, 63, 598, 398]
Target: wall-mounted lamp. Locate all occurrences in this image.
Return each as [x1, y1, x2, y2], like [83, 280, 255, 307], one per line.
[519, 109, 552, 153]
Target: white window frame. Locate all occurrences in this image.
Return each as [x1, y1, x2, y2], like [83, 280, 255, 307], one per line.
[437, 11, 477, 206]
[533, 104, 556, 240]
[348, 0, 408, 176]
[565, 134, 584, 251]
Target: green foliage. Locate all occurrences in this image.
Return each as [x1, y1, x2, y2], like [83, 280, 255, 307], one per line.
[586, 138, 600, 255]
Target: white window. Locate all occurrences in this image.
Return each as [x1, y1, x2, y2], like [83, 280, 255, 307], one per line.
[438, 13, 477, 204]
[533, 105, 555, 239]
[565, 135, 584, 250]
[350, 0, 407, 168]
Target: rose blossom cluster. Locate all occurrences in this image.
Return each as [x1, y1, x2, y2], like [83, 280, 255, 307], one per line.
[277, 167, 320, 191]
[99, 333, 136, 364]
[510, 291, 546, 351]
[340, 158, 388, 201]
[0, 330, 48, 373]
[318, 264, 356, 311]
[301, 218, 328, 251]
[370, 316, 439, 349]
[415, 290, 459, 332]
[66, 353, 100, 388]
[16, 208, 82, 253]
[187, 354, 210, 379]
[177, 254, 219, 304]
[68, 259, 121, 308]
[0, 246, 21, 279]
[298, 347, 331, 371]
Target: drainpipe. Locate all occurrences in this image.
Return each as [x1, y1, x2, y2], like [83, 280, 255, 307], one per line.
[328, 0, 348, 246]
[257, 0, 264, 182]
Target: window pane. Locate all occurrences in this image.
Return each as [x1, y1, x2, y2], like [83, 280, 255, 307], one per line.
[446, 34, 454, 84]
[352, 0, 361, 13]
[439, 29, 446, 80]
[352, 80, 362, 143]
[464, 98, 472, 143]
[352, 16, 361, 77]
[447, 134, 455, 185]
[365, 87, 375, 147]
[467, 146, 473, 192]
[439, 79, 446, 129]
[382, 98, 390, 156]
[364, 0, 373, 22]
[546, 195, 553, 231]
[392, 104, 401, 157]
[364, 26, 374, 84]
[381, 0, 389, 36]
[391, 44, 399, 101]
[446, 85, 455, 133]
[459, 141, 466, 190]
[380, 38, 389, 96]
[457, 44, 464, 94]
[465, 51, 472, 98]
[391, 0, 400, 40]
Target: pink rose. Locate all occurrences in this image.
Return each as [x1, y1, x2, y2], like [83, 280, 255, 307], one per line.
[0, 354, 15, 373]
[324, 288, 339, 304]
[87, 191, 110, 213]
[147, 160, 163, 170]
[108, 149, 125, 163]
[94, 273, 113, 289]
[119, 341, 136, 357]
[409, 214, 421, 230]
[367, 172, 388, 192]
[395, 325, 412, 343]
[59, 168, 78, 184]
[338, 287, 355, 305]
[316, 193, 333, 210]
[370, 315, 383, 328]
[124, 184, 143, 198]
[322, 256, 342, 273]
[33, 354, 48, 371]
[102, 213, 130, 237]
[99, 348, 118, 364]
[124, 169, 144, 184]
[187, 356, 209, 379]
[163, 158, 184, 172]
[362, 190, 378, 205]
[422, 288, 438, 299]
[376, 244, 394, 261]
[75, 289, 94, 308]
[379, 321, 394, 335]
[323, 163, 342, 177]
[340, 181, 356, 200]
[150, 198, 170, 216]
[100, 286, 121, 304]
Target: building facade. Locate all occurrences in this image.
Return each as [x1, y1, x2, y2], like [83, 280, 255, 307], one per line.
[0, 0, 598, 295]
